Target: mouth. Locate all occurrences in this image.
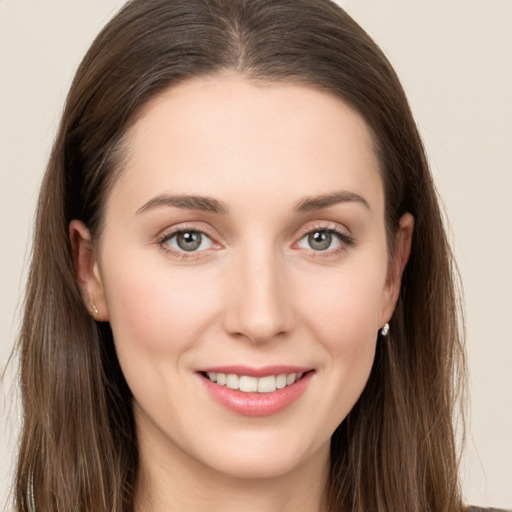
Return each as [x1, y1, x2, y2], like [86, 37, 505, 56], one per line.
[197, 367, 314, 416]
[200, 370, 310, 393]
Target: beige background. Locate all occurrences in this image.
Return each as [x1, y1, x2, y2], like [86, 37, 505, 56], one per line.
[1, 0, 511, 508]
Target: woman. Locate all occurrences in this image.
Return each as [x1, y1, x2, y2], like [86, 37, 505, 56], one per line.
[12, 0, 494, 511]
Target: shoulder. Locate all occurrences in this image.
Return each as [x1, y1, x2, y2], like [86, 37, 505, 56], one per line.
[466, 507, 512, 512]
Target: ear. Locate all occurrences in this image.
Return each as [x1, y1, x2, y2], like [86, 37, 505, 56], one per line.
[69, 220, 109, 321]
[379, 213, 414, 326]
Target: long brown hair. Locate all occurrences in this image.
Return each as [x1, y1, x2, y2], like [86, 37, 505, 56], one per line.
[14, 1, 466, 510]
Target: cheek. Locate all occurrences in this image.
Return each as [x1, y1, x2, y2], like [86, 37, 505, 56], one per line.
[311, 282, 380, 379]
[297, 258, 386, 344]
[295, 261, 385, 412]
[101, 254, 221, 358]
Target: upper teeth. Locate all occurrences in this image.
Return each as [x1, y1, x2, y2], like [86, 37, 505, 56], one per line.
[206, 372, 303, 393]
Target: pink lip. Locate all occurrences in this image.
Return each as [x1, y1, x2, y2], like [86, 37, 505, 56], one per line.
[197, 368, 314, 417]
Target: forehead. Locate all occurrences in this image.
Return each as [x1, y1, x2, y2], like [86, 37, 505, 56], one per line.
[108, 76, 384, 220]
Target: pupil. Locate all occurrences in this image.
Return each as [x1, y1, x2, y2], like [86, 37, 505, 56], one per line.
[308, 231, 331, 251]
[177, 231, 201, 251]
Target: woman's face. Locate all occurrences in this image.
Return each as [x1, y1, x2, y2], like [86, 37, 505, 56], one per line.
[73, 76, 412, 481]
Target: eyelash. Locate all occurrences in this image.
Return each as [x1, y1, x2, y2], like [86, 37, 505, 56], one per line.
[157, 224, 218, 261]
[156, 223, 354, 260]
[295, 224, 355, 258]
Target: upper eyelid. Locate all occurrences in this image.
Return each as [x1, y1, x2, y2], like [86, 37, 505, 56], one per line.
[295, 221, 352, 239]
[158, 223, 217, 242]
[162, 229, 213, 243]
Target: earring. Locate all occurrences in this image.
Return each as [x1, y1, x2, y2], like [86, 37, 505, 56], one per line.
[91, 303, 99, 315]
[380, 323, 390, 337]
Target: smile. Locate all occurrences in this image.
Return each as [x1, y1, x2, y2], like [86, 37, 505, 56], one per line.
[204, 372, 304, 393]
[197, 367, 314, 416]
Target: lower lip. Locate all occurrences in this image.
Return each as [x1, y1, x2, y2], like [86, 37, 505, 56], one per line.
[199, 372, 313, 417]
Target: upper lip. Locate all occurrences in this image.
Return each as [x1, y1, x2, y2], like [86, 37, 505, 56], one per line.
[196, 365, 313, 377]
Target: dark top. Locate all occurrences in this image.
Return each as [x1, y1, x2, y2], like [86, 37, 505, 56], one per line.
[467, 508, 511, 512]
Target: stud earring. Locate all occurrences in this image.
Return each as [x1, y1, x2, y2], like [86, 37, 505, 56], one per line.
[91, 303, 99, 315]
[380, 323, 390, 337]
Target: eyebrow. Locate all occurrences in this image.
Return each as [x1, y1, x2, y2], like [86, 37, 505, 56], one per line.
[135, 190, 370, 216]
[293, 190, 370, 213]
[136, 194, 229, 215]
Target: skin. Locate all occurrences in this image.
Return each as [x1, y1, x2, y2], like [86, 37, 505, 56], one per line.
[71, 76, 413, 512]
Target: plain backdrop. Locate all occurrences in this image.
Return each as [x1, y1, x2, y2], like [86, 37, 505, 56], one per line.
[1, 0, 511, 508]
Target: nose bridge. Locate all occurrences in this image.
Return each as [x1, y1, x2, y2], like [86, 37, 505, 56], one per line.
[224, 240, 294, 343]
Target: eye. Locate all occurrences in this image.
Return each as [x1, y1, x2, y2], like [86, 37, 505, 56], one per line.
[297, 229, 346, 252]
[164, 230, 214, 252]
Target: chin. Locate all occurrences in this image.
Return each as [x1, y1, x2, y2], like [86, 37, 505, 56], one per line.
[195, 431, 328, 481]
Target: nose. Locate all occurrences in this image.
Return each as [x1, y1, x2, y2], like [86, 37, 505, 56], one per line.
[223, 245, 295, 344]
